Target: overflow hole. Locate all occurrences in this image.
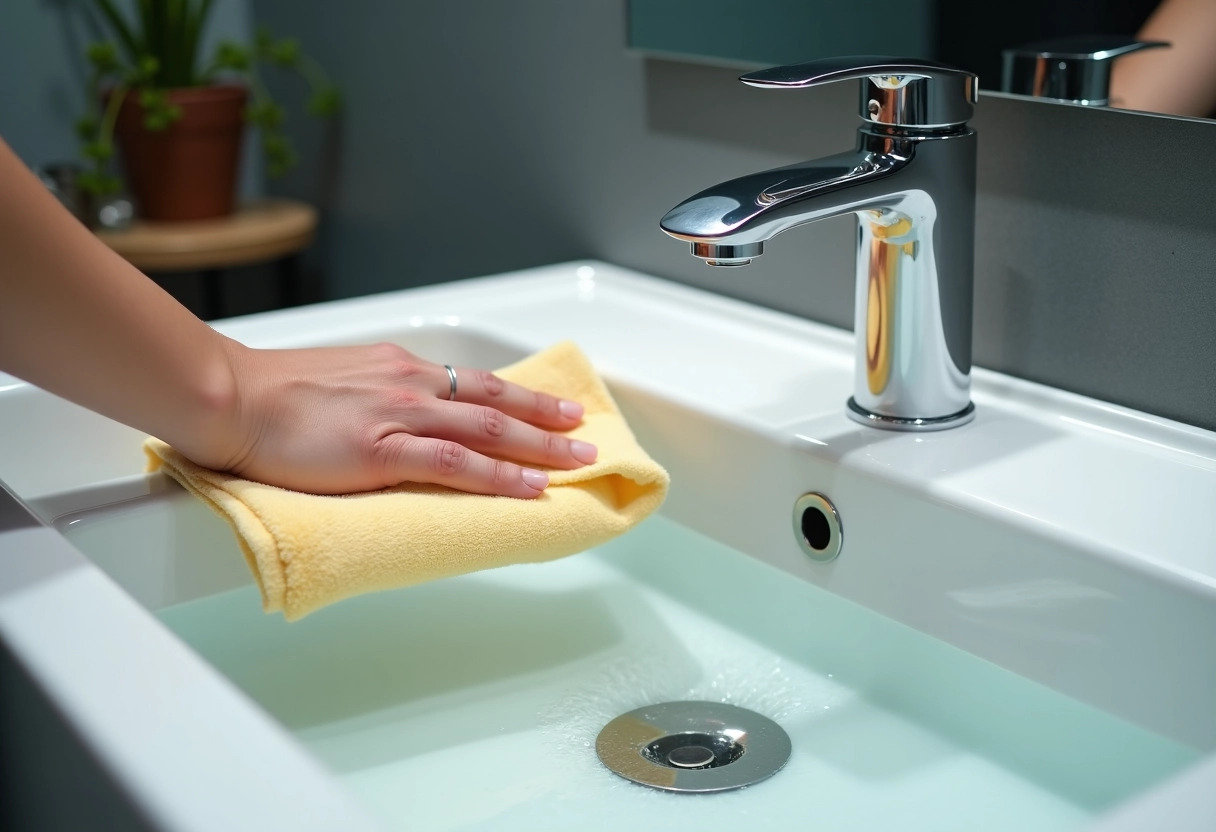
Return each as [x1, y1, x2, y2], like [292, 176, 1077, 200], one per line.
[793, 492, 842, 562]
[801, 507, 831, 551]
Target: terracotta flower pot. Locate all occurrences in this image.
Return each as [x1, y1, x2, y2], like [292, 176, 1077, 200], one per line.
[113, 84, 248, 222]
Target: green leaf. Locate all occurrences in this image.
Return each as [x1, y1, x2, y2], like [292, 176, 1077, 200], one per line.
[183, 0, 216, 84]
[269, 38, 300, 67]
[86, 41, 122, 74]
[246, 100, 286, 128]
[262, 132, 289, 155]
[89, 0, 142, 67]
[213, 41, 251, 71]
[262, 129, 299, 176]
[146, 0, 164, 79]
[139, 87, 165, 108]
[136, 54, 161, 83]
[306, 86, 341, 117]
[138, 88, 184, 131]
[76, 116, 100, 141]
[161, 0, 187, 85]
[77, 169, 107, 196]
[82, 140, 114, 161]
[254, 26, 275, 57]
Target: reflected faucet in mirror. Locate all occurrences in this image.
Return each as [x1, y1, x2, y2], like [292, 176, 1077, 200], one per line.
[628, 0, 1216, 120]
[1001, 36, 1169, 107]
[999, 0, 1216, 117]
[660, 56, 978, 432]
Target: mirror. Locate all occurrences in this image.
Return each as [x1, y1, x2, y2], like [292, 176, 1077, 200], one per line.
[626, 0, 1216, 121]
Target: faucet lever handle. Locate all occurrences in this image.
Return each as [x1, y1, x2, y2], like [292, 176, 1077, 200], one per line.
[740, 55, 977, 129]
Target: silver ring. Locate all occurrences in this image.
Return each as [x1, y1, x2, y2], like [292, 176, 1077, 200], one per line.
[444, 364, 458, 401]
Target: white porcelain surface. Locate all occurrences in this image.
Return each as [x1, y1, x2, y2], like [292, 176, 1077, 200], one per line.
[1, 260, 1213, 830]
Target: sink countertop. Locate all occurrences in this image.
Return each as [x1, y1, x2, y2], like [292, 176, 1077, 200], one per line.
[0, 259, 1213, 831]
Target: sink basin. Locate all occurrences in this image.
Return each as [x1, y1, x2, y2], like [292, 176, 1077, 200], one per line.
[1, 260, 1213, 830]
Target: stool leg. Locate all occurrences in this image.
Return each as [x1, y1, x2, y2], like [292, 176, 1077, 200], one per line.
[202, 269, 224, 320]
[278, 253, 302, 309]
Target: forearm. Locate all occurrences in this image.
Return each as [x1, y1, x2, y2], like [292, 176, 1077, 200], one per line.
[0, 137, 593, 497]
[0, 138, 239, 462]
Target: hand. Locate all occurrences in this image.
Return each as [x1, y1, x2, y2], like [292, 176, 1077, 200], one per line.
[0, 135, 591, 499]
[176, 339, 597, 497]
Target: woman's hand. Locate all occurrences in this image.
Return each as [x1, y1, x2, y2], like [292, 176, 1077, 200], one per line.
[177, 339, 596, 497]
[0, 136, 591, 498]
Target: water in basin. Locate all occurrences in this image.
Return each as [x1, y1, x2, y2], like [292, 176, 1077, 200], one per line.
[136, 515, 1200, 831]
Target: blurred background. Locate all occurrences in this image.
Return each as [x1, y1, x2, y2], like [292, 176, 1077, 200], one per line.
[2, 0, 1214, 430]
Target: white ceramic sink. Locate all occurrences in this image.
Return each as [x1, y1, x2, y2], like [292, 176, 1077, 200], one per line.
[0, 261, 1213, 831]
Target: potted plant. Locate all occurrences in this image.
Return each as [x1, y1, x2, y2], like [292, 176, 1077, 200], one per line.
[76, 0, 340, 222]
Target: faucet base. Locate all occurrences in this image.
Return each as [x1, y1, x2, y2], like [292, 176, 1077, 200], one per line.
[846, 398, 976, 432]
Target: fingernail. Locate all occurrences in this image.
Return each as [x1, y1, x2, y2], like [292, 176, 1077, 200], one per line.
[521, 468, 549, 490]
[559, 399, 584, 420]
[570, 440, 598, 464]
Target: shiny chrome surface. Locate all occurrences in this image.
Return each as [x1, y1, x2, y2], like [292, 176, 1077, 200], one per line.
[741, 55, 977, 128]
[690, 240, 763, 267]
[1001, 36, 1170, 106]
[661, 56, 977, 430]
[595, 701, 791, 793]
[792, 492, 843, 563]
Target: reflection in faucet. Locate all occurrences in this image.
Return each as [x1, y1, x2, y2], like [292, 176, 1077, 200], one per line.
[661, 57, 979, 431]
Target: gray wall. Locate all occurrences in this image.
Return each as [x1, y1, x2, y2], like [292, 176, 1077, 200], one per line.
[255, 0, 1215, 431]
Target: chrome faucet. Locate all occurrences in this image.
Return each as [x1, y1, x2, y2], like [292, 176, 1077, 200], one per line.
[661, 56, 979, 430]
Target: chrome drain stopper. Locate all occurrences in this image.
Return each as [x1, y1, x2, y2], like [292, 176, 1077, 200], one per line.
[595, 701, 791, 793]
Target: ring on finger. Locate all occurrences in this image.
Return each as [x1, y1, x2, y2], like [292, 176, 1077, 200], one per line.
[444, 364, 458, 401]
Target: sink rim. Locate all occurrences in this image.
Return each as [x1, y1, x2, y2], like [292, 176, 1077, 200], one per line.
[2, 261, 1212, 596]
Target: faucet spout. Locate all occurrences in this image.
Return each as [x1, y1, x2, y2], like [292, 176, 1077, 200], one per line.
[659, 56, 979, 431]
[691, 241, 765, 267]
[661, 146, 910, 255]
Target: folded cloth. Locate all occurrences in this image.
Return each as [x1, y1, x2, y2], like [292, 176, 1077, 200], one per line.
[143, 340, 669, 621]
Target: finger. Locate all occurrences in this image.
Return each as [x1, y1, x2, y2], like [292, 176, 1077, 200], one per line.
[449, 366, 584, 429]
[375, 434, 551, 499]
[422, 400, 597, 469]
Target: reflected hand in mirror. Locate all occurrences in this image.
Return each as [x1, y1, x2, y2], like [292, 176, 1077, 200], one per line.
[1110, 0, 1216, 117]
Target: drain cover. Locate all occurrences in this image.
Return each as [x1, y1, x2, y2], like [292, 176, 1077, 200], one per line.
[595, 701, 791, 793]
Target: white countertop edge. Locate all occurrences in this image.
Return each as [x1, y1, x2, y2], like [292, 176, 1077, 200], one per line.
[0, 497, 387, 832]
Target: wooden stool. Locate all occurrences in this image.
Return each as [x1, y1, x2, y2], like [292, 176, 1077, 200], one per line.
[96, 198, 317, 320]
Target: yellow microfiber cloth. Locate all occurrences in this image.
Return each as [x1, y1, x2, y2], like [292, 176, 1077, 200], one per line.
[143, 340, 669, 621]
